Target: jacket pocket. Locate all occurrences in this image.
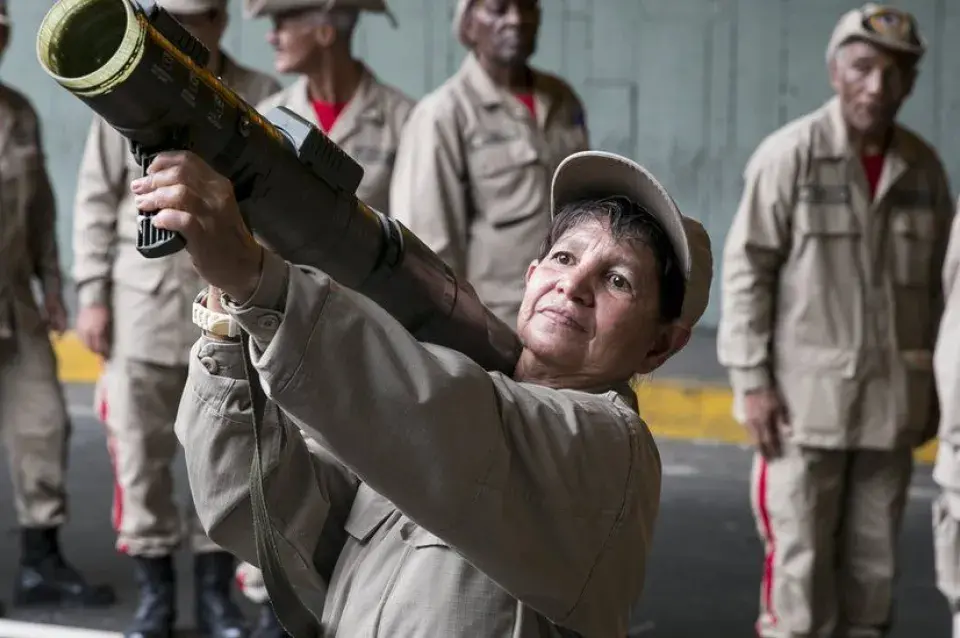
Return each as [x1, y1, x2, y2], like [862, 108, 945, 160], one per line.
[343, 483, 394, 544]
[467, 137, 544, 228]
[890, 210, 936, 288]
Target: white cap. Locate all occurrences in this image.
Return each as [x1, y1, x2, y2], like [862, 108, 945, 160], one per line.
[157, 0, 227, 14]
[550, 151, 713, 328]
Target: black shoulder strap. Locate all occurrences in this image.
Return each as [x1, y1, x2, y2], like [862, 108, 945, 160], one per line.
[241, 331, 322, 638]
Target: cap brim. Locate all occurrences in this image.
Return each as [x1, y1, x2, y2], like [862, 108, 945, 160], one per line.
[550, 151, 692, 277]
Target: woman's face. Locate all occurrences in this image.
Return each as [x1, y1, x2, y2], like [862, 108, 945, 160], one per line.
[516, 218, 677, 387]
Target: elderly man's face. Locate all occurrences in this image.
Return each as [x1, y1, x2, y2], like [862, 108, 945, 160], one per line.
[517, 219, 674, 385]
[830, 40, 916, 137]
[465, 0, 540, 67]
[267, 10, 327, 74]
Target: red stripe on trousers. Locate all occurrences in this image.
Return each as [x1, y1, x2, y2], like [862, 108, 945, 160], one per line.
[97, 388, 127, 553]
[758, 457, 778, 627]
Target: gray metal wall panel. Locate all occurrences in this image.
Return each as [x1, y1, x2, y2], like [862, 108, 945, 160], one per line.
[7, 0, 958, 327]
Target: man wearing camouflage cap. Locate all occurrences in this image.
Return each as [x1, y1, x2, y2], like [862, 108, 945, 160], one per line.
[72, 1, 282, 636]
[718, 5, 952, 637]
[0, 0, 117, 618]
[243, 0, 414, 215]
[388, 0, 589, 329]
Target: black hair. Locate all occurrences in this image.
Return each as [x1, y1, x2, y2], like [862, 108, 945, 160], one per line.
[538, 195, 686, 322]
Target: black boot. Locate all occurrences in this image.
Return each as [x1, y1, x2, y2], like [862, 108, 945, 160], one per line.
[13, 526, 116, 608]
[195, 551, 249, 638]
[125, 555, 176, 638]
[253, 603, 290, 638]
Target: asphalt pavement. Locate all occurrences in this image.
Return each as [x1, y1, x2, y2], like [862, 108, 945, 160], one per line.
[0, 383, 951, 637]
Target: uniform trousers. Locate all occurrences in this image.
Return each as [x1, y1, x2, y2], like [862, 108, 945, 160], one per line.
[98, 358, 219, 556]
[751, 443, 913, 638]
[0, 322, 69, 527]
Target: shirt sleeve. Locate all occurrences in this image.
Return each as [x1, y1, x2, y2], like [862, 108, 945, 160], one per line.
[72, 117, 126, 307]
[388, 96, 470, 277]
[25, 112, 62, 298]
[716, 145, 796, 394]
[220, 249, 663, 636]
[176, 331, 360, 592]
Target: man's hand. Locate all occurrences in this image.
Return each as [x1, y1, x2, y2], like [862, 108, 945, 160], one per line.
[131, 151, 263, 303]
[44, 291, 68, 336]
[743, 387, 790, 459]
[76, 304, 111, 357]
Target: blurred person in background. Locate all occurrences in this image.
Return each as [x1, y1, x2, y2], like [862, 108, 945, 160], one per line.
[389, 0, 590, 329]
[0, 0, 116, 616]
[72, 1, 281, 636]
[718, 5, 952, 637]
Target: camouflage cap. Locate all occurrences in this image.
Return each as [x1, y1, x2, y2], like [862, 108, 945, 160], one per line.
[244, 0, 397, 27]
[826, 3, 926, 63]
[157, 0, 227, 14]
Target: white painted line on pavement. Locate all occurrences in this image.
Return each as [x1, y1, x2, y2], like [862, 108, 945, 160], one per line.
[0, 619, 122, 638]
[662, 464, 700, 477]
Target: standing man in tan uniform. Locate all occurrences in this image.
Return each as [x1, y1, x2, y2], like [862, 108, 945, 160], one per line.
[934, 199, 960, 638]
[238, 2, 412, 634]
[389, 0, 590, 328]
[72, 2, 281, 636]
[244, 0, 414, 215]
[0, 0, 116, 616]
[717, 5, 952, 637]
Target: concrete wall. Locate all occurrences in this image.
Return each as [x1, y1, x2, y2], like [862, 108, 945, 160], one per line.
[11, 0, 960, 328]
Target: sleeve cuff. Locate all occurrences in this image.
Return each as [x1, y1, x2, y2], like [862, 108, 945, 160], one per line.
[221, 249, 289, 349]
[77, 280, 111, 307]
[728, 367, 774, 394]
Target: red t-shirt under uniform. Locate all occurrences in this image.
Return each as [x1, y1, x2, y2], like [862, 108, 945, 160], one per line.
[312, 100, 348, 133]
[515, 93, 536, 120]
[862, 153, 885, 200]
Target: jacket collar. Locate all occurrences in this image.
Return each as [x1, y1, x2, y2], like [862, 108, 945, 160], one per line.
[286, 63, 384, 142]
[458, 53, 558, 127]
[812, 96, 916, 202]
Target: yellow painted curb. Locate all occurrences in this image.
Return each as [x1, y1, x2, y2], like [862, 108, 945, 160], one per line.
[635, 380, 939, 465]
[50, 329, 940, 464]
[52, 331, 102, 383]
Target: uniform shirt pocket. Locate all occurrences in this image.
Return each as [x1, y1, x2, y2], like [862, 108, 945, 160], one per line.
[343, 483, 395, 544]
[890, 209, 936, 288]
[467, 136, 544, 227]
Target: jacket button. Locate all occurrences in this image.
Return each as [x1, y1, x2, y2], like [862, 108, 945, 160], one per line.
[258, 314, 280, 331]
[200, 356, 219, 375]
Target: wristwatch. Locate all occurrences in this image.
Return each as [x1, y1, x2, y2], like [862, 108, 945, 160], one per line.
[192, 289, 241, 339]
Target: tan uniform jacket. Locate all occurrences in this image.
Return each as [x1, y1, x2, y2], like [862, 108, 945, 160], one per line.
[718, 96, 954, 450]
[255, 64, 414, 215]
[175, 250, 661, 637]
[72, 54, 281, 366]
[389, 54, 589, 326]
[0, 83, 61, 338]
[933, 198, 960, 492]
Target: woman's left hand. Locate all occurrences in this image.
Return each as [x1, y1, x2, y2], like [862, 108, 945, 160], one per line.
[130, 150, 263, 303]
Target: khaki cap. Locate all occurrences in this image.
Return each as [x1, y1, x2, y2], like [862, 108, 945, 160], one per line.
[244, 0, 397, 26]
[551, 151, 714, 328]
[452, 0, 473, 46]
[157, 0, 227, 13]
[826, 3, 925, 62]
